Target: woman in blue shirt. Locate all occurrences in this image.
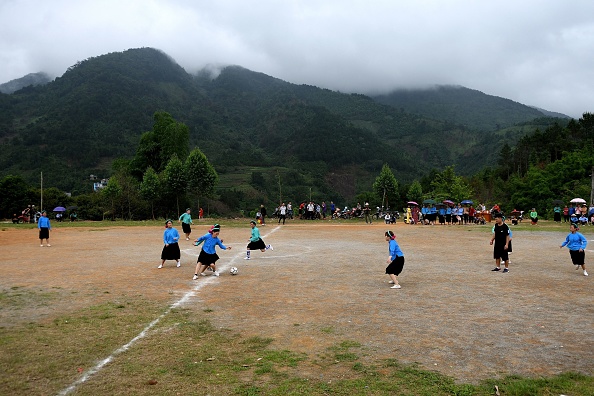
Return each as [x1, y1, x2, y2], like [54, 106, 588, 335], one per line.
[38, 210, 51, 247]
[560, 223, 588, 276]
[385, 230, 405, 289]
[193, 225, 232, 279]
[159, 220, 180, 269]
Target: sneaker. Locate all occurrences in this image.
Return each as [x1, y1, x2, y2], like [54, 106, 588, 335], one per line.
[176, 261, 181, 268]
[192, 274, 198, 280]
[584, 270, 589, 276]
[503, 268, 509, 273]
[388, 280, 395, 284]
[244, 257, 251, 260]
[186, 237, 190, 241]
[390, 284, 401, 289]
[213, 271, 220, 277]
[157, 264, 163, 269]
[40, 244, 43, 247]
[491, 267, 501, 271]
[269, 245, 274, 251]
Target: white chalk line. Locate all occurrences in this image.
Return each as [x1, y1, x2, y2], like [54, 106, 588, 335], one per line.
[58, 226, 281, 396]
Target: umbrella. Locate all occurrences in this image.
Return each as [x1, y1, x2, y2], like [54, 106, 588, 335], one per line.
[407, 201, 418, 206]
[53, 206, 66, 212]
[422, 199, 436, 205]
[442, 199, 454, 205]
[552, 199, 564, 206]
[570, 198, 586, 204]
[66, 206, 78, 210]
[461, 200, 473, 205]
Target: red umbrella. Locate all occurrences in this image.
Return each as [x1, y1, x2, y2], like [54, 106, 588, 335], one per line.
[407, 201, 418, 206]
[442, 200, 454, 205]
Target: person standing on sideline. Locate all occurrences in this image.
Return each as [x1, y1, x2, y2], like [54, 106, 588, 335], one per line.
[260, 204, 267, 226]
[179, 208, 193, 240]
[278, 202, 287, 224]
[384, 230, 405, 289]
[364, 203, 373, 224]
[563, 205, 569, 222]
[38, 210, 52, 247]
[193, 225, 231, 279]
[198, 207, 204, 220]
[287, 202, 293, 219]
[560, 223, 588, 276]
[245, 220, 273, 260]
[321, 201, 327, 219]
[159, 220, 181, 268]
[490, 212, 510, 272]
[553, 205, 562, 223]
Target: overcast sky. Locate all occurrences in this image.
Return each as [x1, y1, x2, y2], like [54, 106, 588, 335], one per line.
[1, 0, 592, 118]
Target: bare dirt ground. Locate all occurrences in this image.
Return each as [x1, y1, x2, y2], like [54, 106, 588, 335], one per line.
[1, 220, 593, 384]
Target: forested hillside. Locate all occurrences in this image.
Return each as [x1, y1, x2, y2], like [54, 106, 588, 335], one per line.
[0, 47, 567, 201]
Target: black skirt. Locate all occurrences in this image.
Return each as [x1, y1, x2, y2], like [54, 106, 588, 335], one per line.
[197, 250, 219, 265]
[386, 256, 405, 276]
[247, 238, 266, 250]
[554, 212, 561, 222]
[161, 242, 180, 260]
[182, 222, 191, 234]
[39, 227, 50, 239]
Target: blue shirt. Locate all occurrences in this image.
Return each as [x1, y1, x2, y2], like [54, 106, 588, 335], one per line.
[38, 216, 51, 229]
[388, 239, 404, 260]
[163, 227, 180, 244]
[196, 232, 227, 254]
[561, 232, 587, 251]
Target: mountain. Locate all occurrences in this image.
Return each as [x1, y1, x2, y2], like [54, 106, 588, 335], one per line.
[0, 47, 567, 199]
[371, 85, 569, 131]
[0, 72, 52, 94]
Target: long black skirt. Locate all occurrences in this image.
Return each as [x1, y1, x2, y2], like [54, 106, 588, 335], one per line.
[197, 250, 219, 266]
[386, 256, 405, 276]
[247, 238, 266, 250]
[161, 242, 180, 260]
[182, 222, 191, 234]
[39, 227, 50, 240]
[554, 212, 561, 222]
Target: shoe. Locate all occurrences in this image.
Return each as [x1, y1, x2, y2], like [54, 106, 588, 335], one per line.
[176, 261, 181, 268]
[186, 237, 189, 241]
[213, 271, 220, 277]
[244, 257, 250, 260]
[192, 274, 198, 280]
[584, 270, 589, 276]
[47, 244, 51, 247]
[269, 245, 274, 251]
[157, 264, 163, 269]
[389, 280, 395, 284]
[491, 267, 501, 271]
[40, 244, 43, 247]
[390, 284, 401, 289]
[503, 268, 509, 273]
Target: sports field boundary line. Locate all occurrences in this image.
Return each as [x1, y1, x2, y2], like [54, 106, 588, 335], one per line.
[57, 226, 281, 396]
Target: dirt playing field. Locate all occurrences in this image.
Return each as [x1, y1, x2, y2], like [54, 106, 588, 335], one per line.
[1, 220, 593, 387]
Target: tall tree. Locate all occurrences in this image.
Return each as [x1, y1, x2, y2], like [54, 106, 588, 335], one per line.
[185, 148, 218, 208]
[163, 154, 187, 217]
[140, 166, 161, 220]
[372, 164, 399, 209]
[430, 166, 473, 203]
[407, 180, 423, 204]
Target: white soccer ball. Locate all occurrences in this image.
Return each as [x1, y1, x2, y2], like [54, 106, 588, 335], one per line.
[229, 267, 238, 275]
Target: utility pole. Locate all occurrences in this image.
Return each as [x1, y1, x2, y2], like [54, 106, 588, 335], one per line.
[590, 165, 594, 206]
[40, 172, 43, 212]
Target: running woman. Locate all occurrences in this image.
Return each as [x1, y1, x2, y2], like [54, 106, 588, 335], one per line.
[560, 223, 588, 276]
[193, 225, 231, 279]
[245, 220, 273, 260]
[179, 208, 193, 240]
[385, 230, 405, 289]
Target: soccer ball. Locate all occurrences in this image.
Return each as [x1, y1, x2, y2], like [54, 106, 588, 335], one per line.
[229, 267, 238, 275]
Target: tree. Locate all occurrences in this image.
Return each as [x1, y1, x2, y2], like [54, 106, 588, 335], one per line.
[407, 180, 423, 204]
[140, 166, 161, 220]
[0, 175, 31, 219]
[372, 164, 399, 209]
[163, 154, 187, 217]
[430, 166, 473, 203]
[102, 178, 121, 220]
[185, 148, 218, 209]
